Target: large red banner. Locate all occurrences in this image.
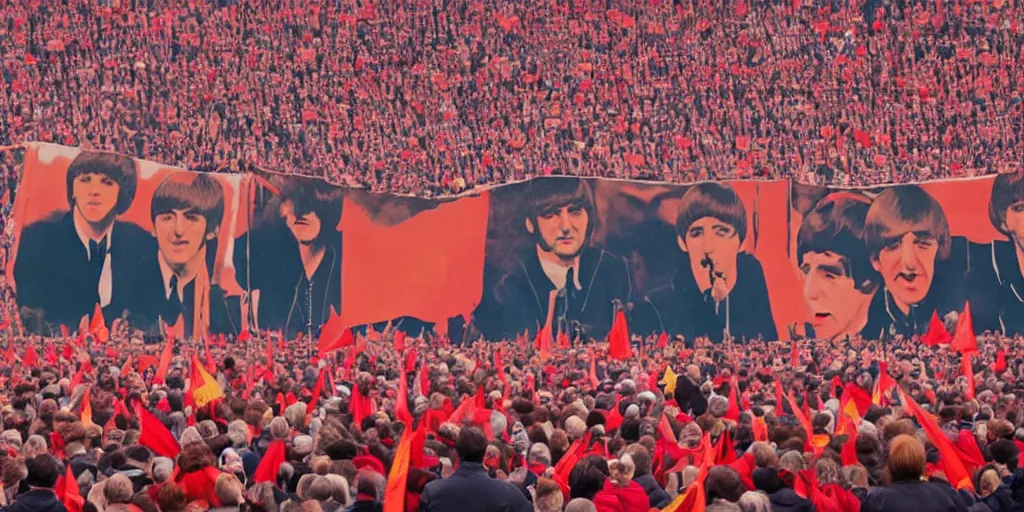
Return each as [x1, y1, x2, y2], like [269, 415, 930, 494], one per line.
[7, 143, 1017, 343]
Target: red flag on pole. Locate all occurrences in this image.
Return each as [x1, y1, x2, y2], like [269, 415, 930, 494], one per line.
[137, 404, 181, 458]
[950, 302, 978, 354]
[994, 350, 1008, 374]
[922, 310, 952, 346]
[253, 439, 287, 483]
[383, 421, 413, 512]
[305, 369, 326, 425]
[608, 310, 631, 360]
[897, 387, 974, 491]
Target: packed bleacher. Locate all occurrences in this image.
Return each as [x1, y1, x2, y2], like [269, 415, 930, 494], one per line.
[1, 0, 1022, 197]
[2, 0, 1024, 511]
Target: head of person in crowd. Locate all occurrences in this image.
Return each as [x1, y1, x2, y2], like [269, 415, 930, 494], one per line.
[798, 192, 880, 341]
[864, 185, 951, 312]
[675, 182, 747, 301]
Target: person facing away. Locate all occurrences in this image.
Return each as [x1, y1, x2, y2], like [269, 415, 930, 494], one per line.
[419, 427, 532, 512]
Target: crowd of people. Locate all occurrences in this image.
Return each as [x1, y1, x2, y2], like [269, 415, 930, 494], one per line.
[0, 321, 1019, 512]
[1, 0, 1022, 195]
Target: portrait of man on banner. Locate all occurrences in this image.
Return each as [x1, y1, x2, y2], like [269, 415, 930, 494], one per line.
[238, 178, 342, 339]
[14, 151, 154, 333]
[967, 173, 1024, 335]
[645, 182, 776, 343]
[862, 185, 964, 338]
[796, 192, 880, 342]
[490, 178, 631, 341]
[131, 173, 238, 338]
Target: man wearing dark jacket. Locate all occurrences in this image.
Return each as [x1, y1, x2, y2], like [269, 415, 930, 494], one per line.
[488, 178, 631, 341]
[419, 427, 532, 512]
[14, 151, 154, 333]
[623, 444, 670, 508]
[1, 454, 67, 512]
[644, 182, 776, 343]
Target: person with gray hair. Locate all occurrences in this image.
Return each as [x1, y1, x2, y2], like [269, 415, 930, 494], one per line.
[528, 443, 552, 468]
[22, 435, 48, 459]
[564, 497, 598, 512]
[737, 491, 772, 512]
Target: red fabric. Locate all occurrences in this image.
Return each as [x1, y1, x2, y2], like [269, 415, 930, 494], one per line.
[994, 350, 1008, 374]
[56, 466, 84, 512]
[608, 311, 631, 360]
[727, 452, 756, 490]
[724, 379, 741, 422]
[174, 466, 222, 508]
[962, 354, 976, 400]
[592, 480, 650, 512]
[950, 302, 978, 354]
[318, 309, 354, 354]
[350, 384, 373, 427]
[844, 384, 873, 417]
[154, 336, 174, 384]
[606, 395, 624, 432]
[713, 429, 738, 465]
[656, 332, 668, 348]
[897, 388, 974, 491]
[922, 310, 952, 346]
[253, 439, 287, 484]
[954, 429, 985, 471]
[306, 368, 326, 424]
[23, 346, 39, 368]
[819, 483, 859, 512]
[775, 380, 785, 413]
[137, 405, 181, 458]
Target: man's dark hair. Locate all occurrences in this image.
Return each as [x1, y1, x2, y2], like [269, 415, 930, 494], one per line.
[275, 177, 343, 245]
[798, 193, 880, 294]
[524, 177, 596, 238]
[674, 182, 747, 243]
[150, 173, 225, 237]
[24, 454, 62, 488]
[455, 427, 489, 463]
[65, 151, 138, 216]
[124, 445, 154, 464]
[864, 185, 951, 260]
[989, 173, 1024, 236]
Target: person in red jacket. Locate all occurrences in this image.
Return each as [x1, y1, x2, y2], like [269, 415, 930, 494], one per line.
[592, 455, 650, 512]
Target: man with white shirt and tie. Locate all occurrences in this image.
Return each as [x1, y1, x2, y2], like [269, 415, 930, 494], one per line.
[491, 178, 631, 341]
[132, 173, 238, 339]
[14, 151, 153, 333]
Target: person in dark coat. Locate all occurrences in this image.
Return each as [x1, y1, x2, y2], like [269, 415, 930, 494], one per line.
[2, 454, 67, 512]
[860, 185, 967, 339]
[795, 192, 881, 341]
[860, 435, 968, 512]
[488, 178, 631, 341]
[673, 365, 709, 417]
[419, 427, 532, 512]
[14, 151, 154, 334]
[128, 173, 239, 337]
[236, 178, 342, 339]
[752, 467, 813, 512]
[623, 444, 670, 508]
[645, 183, 776, 343]
[347, 469, 385, 512]
[966, 173, 1024, 335]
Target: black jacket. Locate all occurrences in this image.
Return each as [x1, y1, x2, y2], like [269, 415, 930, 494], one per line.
[644, 252, 776, 342]
[1, 489, 67, 512]
[14, 212, 155, 332]
[634, 473, 671, 509]
[966, 240, 1024, 335]
[860, 480, 968, 512]
[419, 462, 532, 512]
[127, 240, 239, 336]
[768, 488, 814, 512]
[235, 229, 341, 338]
[490, 247, 631, 341]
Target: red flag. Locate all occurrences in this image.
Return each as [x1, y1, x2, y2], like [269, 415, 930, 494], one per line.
[950, 302, 978, 354]
[872, 371, 896, 406]
[319, 310, 354, 354]
[394, 331, 406, 352]
[383, 421, 413, 512]
[80, 386, 94, 427]
[608, 310, 631, 360]
[137, 405, 181, 458]
[774, 380, 785, 413]
[305, 369, 326, 425]
[714, 429, 738, 465]
[844, 383, 873, 417]
[69, 364, 87, 391]
[922, 310, 952, 346]
[395, 369, 413, 426]
[656, 331, 668, 348]
[89, 303, 108, 342]
[994, 350, 1007, 374]
[534, 325, 552, 360]
[237, 328, 251, 343]
[557, 331, 571, 349]
[266, 335, 274, 368]
[791, 339, 800, 368]
[253, 439, 287, 484]
[56, 466, 84, 512]
[897, 387, 974, 491]
[724, 378, 741, 422]
[121, 354, 134, 377]
[606, 395, 624, 432]
[961, 354, 975, 400]
[23, 346, 39, 368]
[350, 384, 372, 428]
[154, 335, 174, 385]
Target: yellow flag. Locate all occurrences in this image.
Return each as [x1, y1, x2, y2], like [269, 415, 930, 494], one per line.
[660, 366, 678, 395]
[189, 355, 224, 408]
